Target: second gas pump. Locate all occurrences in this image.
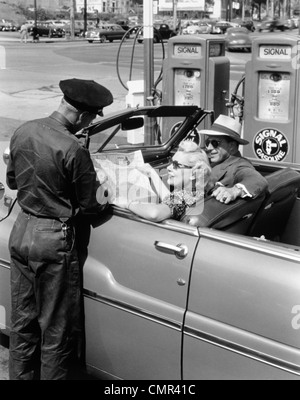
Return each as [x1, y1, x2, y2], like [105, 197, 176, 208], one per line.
[243, 34, 300, 166]
[161, 35, 230, 143]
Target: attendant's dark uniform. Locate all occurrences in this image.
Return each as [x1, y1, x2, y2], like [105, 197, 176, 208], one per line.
[6, 79, 113, 380]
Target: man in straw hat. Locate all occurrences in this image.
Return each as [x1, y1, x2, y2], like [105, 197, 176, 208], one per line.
[199, 114, 268, 204]
[7, 78, 113, 380]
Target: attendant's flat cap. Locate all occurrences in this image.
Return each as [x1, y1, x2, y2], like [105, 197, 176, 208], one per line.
[59, 78, 113, 115]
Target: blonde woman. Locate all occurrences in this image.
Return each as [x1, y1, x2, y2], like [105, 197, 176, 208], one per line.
[115, 140, 212, 222]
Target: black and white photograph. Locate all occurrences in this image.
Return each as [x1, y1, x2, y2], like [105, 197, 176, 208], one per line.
[0, 0, 300, 383]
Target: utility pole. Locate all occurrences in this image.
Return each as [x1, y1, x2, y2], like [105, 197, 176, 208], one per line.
[270, 0, 274, 19]
[34, 0, 37, 28]
[83, 0, 87, 37]
[143, 0, 154, 144]
[70, 0, 76, 40]
[283, 0, 287, 18]
[173, 0, 178, 30]
[226, 0, 231, 21]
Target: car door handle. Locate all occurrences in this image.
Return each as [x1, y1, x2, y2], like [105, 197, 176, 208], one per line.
[154, 241, 188, 259]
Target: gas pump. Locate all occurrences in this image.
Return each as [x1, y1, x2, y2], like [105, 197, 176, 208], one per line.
[161, 35, 230, 142]
[243, 35, 300, 166]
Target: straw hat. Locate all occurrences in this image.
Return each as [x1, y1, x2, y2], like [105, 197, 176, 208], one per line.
[199, 114, 249, 145]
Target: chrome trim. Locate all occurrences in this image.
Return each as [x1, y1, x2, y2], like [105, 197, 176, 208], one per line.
[199, 229, 300, 263]
[113, 207, 199, 237]
[185, 326, 300, 376]
[83, 288, 182, 332]
[0, 260, 10, 270]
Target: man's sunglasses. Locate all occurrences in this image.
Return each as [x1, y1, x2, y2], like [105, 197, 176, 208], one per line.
[205, 139, 222, 149]
[171, 160, 193, 170]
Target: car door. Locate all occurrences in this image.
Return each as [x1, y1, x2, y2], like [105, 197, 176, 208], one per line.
[183, 228, 300, 380]
[112, 25, 120, 40]
[114, 25, 124, 40]
[83, 211, 199, 380]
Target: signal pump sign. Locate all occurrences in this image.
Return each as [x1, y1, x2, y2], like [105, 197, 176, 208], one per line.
[162, 35, 229, 142]
[173, 43, 202, 106]
[244, 35, 300, 166]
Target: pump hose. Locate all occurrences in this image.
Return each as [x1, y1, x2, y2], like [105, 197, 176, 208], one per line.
[116, 25, 166, 100]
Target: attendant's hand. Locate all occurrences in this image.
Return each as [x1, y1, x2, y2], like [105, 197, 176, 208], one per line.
[212, 185, 242, 204]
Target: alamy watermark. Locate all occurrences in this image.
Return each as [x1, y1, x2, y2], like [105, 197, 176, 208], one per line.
[291, 305, 300, 330]
[95, 165, 206, 213]
[0, 305, 5, 330]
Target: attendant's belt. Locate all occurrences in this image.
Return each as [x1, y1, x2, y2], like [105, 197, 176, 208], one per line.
[21, 209, 72, 224]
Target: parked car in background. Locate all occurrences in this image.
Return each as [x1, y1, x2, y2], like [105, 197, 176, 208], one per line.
[240, 19, 256, 32]
[155, 23, 178, 40]
[115, 19, 130, 31]
[28, 23, 65, 38]
[137, 23, 177, 43]
[285, 18, 297, 29]
[1, 105, 300, 380]
[62, 20, 85, 36]
[257, 18, 291, 32]
[10, 21, 21, 31]
[0, 19, 15, 31]
[86, 23, 129, 43]
[225, 27, 252, 52]
[182, 21, 212, 35]
[46, 19, 67, 29]
[212, 20, 239, 34]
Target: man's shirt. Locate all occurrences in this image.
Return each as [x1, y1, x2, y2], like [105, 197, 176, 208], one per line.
[7, 112, 102, 219]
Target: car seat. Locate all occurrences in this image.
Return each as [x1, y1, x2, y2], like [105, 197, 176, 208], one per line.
[247, 168, 300, 241]
[181, 192, 266, 234]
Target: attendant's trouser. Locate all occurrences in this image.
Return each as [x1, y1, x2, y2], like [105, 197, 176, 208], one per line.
[8, 210, 82, 380]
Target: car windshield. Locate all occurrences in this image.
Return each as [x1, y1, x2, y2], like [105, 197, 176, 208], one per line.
[86, 106, 203, 153]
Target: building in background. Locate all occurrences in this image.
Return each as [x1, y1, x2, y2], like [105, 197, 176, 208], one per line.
[5, 0, 300, 20]
[7, 0, 69, 11]
[75, 0, 131, 14]
[158, 0, 205, 12]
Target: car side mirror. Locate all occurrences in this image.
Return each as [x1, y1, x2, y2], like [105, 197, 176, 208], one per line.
[0, 182, 4, 201]
[3, 146, 10, 165]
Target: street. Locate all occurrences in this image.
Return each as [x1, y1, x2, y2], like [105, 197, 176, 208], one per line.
[0, 30, 257, 380]
[0, 31, 249, 143]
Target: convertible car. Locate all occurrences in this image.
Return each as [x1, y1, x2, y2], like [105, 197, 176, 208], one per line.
[0, 106, 300, 380]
